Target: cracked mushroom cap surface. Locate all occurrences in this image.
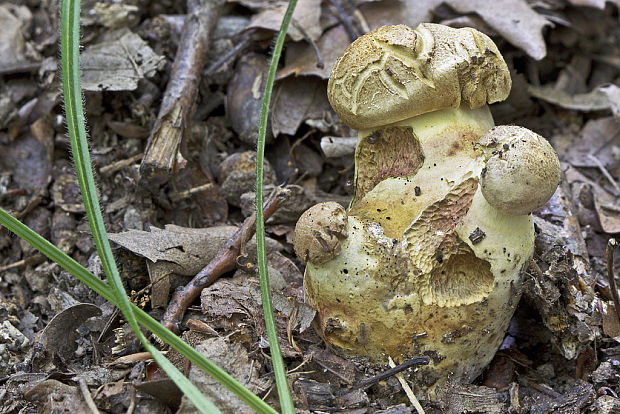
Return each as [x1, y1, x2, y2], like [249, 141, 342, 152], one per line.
[327, 23, 512, 130]
[294, 202, 348, 265]
[480, 126, 561, 216]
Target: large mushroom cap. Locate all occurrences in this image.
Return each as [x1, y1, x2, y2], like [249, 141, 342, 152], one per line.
[327, 23, 512, 130]
[480, 126, 561, 216]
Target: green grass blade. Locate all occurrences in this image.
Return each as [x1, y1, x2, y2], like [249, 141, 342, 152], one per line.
[255, 0, 298, 412]
[61, 0, 125, 316]
[60, 1, 224, 412]
[0, 209, 278, 414]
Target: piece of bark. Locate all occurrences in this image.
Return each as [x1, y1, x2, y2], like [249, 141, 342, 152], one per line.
[529, 380, 594, 414]
[141, 0, 224, 180]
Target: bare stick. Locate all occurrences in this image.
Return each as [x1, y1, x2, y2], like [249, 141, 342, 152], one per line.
[606, 239, 620, 325]
[389, 356, 425, 414]
[78, 377, 101, 414]
[350, 356, 430, 390]
[588, 154, 620, 196]
[141, 0, 224, 179]
[320, 136, 357, 158]
[0, 254, 45, 272]
[328, 0, 358, 41]
[204, 35, 251, 76]
[99, 153, 143, 176]
[292, 19, 324, 69]
[160, 190, 285, 333]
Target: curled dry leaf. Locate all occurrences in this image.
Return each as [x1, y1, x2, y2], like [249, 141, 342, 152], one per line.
[37, 303, 102, 361]
[109, 224, 282, 307]
[227, 54, 272, 145]
[25, 380, 91, 413]
[278, 25, 352, 79]
[271, 76, 332, 136]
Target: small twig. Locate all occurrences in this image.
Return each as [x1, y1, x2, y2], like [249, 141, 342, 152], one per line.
[352, 9, 370, 34]
[606, 239, 620, 325]
[388, 357, 425, 414]
[170, 183, 214, 202]
[125, 384, 136, 414]
[108, 351, 160, 365]
[141, 0, 224, 179]
[160, 189, 285, 333]
[15, 196, 42, 220]
[287, 301, 301, 353]
[601, 203, 620, 213]
[204, 35, 252, 76]
[99, 153, 143, 176]
[351, 356, 430, 390]
[588, 154, 620, 196]
[328, 0, 358, 41]
[120, 39, 144, 78]
[78, 377, 101, 414]
[0, 188, 28, 202]
[0, 61, 41, 75]
[291, 19, 324, 69]
[520, 377, 561, 398]
[0, 254, 45, 272]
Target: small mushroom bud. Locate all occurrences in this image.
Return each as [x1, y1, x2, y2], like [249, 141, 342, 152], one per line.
[294, 202, 348, 265]
[480, 126, 561, 216]
[217, 151, 277, 207]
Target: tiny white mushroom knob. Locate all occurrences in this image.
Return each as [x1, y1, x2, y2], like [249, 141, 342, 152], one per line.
[294, 202, 348, 265]
[480, 126, 561, 216]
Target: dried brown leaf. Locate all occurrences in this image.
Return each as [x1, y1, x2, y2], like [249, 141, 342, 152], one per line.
[272, 76, 331, 136]
[80, 29, 164, 91]
[278, 25, 351, 79]
[37, 303, 102, 361]
[176, 337, 265, 414]
[529, 84, 612, 111]
[360, 0, 444, 31]
[362, 0, 550, 59]
[247, 0, 322, 41]
[25, 380, 91, 413]
[566, 166, 620, 233]
[443, 0, 551, 60]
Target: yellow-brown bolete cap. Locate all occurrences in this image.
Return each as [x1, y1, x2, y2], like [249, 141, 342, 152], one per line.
[480, 126, 562, 216]
[327, 23, 512, 130]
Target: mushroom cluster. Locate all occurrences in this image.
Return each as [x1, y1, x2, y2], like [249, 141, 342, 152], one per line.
[294, 23, 561, 391]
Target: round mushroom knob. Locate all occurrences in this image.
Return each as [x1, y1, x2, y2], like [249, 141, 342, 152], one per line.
[294, 202, 348, 265]
[480, 126, 561, 216]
